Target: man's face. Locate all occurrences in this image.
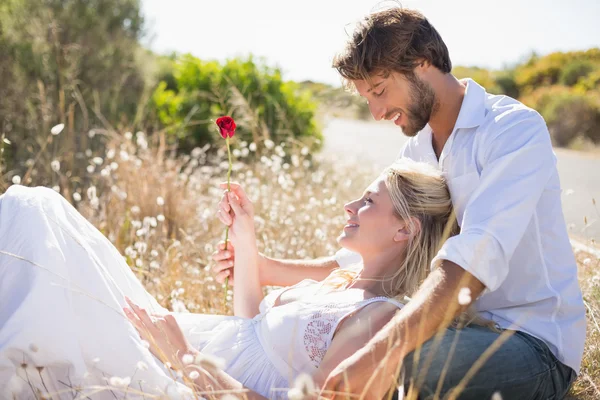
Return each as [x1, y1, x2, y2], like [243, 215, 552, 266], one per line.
[353, 71, 437, 137]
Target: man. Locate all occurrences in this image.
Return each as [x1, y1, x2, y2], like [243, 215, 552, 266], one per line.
[213, 7, 586, 399]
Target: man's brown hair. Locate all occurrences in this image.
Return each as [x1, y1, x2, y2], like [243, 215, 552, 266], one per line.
[333, 6, 451, 89]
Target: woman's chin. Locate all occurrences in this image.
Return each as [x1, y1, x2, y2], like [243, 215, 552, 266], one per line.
[337, 234, 358, 252]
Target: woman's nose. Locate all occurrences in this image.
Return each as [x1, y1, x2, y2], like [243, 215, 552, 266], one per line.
[344, 201, 356, 215]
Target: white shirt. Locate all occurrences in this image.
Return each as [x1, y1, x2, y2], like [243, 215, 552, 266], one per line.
[335, 79, 586, 374]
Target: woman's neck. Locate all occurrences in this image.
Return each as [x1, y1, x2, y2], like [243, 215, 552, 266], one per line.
[345, 250, 405, 297]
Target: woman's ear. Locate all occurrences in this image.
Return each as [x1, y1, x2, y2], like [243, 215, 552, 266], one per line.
[393, 217, 421, 242]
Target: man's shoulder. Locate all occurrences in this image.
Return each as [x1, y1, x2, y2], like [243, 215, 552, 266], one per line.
[479, 92, 548, 143]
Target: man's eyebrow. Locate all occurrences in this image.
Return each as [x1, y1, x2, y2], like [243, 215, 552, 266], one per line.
[366, 81, 384, 93]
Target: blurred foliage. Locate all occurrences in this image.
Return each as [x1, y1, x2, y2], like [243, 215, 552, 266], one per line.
[452, 49, 600, 147]
[151, 54, 322, 153]
[0, 0, 147, 172]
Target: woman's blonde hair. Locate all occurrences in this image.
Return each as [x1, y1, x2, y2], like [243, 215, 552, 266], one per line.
[325, 159, 495, 329]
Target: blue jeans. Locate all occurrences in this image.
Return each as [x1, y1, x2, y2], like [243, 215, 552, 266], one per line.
[396, 325, 576, 400]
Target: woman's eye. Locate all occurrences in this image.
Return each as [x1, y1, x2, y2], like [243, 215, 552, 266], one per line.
[364, 197, 373, 203]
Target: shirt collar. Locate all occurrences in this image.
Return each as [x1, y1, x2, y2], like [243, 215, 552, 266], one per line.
[453, 78, 487, 130]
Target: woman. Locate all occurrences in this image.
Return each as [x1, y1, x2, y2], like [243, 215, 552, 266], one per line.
[0, 158, 455, 399]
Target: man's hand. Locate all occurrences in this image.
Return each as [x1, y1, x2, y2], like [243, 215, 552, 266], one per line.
[320, 339, 403, 400]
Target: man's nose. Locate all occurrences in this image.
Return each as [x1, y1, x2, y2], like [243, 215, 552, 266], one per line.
[368, 101, 386, 121]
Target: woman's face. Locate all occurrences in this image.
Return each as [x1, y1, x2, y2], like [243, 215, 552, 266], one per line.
[337, 176, 407, 256]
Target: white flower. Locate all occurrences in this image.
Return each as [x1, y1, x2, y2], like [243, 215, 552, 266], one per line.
[85, 149, 92, 157]
[131, 206, 141, 214]
[290, 373, 315, 398]
[86, 165, 95, 174]
[491, 392, 503, 400]
[73, 192, 82, 202]
[109, 376, 131, 387]
[110, 162, 119, 170]
[51, 160, 60, 172]
[188, 370, 200, 380]
[136, 361, 148, 371]
[182, 354, 194, 365]
[156, 196, 165, 206]
[88, 129, 96, 138]
[107, 149, 116, 159]
[92, 157, 103, 165]
[583, 258, 592, 266]
[87, 186, 97, 200]
[249, 142, 257, 151]
[458, 287, 472, 305]
[150, 261, 160, 269]
[193, 352, 225, 370]
[124, 132, 133, 140]
[264, 139, 275, 149]
[157, 214, 165, 222]
[301, 147, 309, 156]
[11, 175, 21, 185]
[50, 123, 64, 135]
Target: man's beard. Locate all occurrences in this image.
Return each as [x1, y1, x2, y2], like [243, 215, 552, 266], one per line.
[401, 73, 437, 137]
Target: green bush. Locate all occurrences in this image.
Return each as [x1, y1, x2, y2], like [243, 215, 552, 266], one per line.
[560, 60, 597, 86]
[541, 90, 600, 146]
[151, 55, 322, 152]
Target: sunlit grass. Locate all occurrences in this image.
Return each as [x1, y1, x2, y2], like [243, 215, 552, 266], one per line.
[2, 128, 599, 399]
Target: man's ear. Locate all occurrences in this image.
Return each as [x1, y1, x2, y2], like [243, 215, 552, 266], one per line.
[393, 217, 421, 242]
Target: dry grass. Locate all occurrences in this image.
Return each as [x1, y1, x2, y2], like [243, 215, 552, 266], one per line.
[2, 128, 599, 399]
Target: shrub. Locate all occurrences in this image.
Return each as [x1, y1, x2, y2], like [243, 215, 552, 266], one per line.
[542, 90, 600, 146]
[150, 55, 322, 153]
[560, 60, 597, 86]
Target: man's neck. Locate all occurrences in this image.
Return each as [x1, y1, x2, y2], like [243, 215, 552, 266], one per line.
[428, 74, 466, 158]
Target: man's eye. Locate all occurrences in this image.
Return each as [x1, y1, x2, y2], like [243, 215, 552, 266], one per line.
[374, 89, 385, 97]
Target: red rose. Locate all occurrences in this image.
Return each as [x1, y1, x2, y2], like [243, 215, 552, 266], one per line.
[216, 116, 236, 138]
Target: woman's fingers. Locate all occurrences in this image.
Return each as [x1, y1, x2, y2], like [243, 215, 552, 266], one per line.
[219, 183, 251, 209]
[125, 297, 154, 331]
[227, 192, 246, 216]
[217, 209, 232, 226]
[216, 270, 234, 285]
[217, 241, 234, 251]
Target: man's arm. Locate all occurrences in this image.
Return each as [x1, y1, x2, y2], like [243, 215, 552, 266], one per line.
[321, 261, 484, 398]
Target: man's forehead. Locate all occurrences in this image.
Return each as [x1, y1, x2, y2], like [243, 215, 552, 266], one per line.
[354, 77, 386, 94]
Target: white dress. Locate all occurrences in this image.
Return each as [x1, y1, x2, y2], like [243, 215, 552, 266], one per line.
[0, 186, 404, 399]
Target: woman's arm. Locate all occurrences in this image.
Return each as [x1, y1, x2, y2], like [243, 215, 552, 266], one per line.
[311, 302, 400, 393]
[220, 185, 264, 318]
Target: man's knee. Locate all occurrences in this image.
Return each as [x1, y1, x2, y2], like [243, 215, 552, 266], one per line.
[399, 326, 553, 399]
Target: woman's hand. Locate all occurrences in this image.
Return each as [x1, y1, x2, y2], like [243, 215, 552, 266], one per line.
[211, 240, 236, 285]
[216, 182, 257, 250]
[124, 296, 198, 369]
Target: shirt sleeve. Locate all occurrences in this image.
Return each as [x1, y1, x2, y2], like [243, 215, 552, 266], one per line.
[432, 109, 556, 292]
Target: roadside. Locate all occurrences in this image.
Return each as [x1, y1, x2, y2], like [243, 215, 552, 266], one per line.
[321, 117, 600, 246]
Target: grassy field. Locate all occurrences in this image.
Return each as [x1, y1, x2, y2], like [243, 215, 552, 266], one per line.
[3, 129, 599, 399]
